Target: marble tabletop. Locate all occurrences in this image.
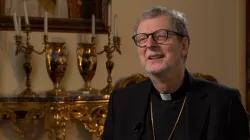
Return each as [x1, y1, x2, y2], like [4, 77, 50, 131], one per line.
[0, 90, 110, 102]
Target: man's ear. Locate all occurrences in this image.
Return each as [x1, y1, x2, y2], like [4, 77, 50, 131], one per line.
[181, 37, 189, 57]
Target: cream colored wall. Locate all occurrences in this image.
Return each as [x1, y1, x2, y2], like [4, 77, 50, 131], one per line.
[0, 0, 245, 139]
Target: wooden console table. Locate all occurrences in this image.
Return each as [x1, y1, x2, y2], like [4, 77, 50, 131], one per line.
[0, 92, 109, 140]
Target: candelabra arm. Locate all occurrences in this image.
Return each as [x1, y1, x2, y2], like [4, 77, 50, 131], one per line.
[32, 48, 47, 55]
[14, 25, 48, 97]
[97, 49, 105, 55]
[110, 46, 116, 54]
[20, 46, 28, 52]
[96, 26, 122, 95]
[15, 35, 24, 56]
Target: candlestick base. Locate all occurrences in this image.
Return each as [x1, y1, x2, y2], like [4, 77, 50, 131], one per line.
[18, 88, 39, 98]
[100, 84, 113, 95]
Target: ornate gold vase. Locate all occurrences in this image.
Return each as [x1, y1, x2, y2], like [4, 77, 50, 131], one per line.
[77, 43, 98, 94]
[45, 42, 68, 97]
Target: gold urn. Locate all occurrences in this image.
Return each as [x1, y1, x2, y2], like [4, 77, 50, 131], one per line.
[45, 42, 68, 97]
[77, 43, 99, 94]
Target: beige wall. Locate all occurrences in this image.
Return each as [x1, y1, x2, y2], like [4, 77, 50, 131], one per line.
[0, 0, 245, 139]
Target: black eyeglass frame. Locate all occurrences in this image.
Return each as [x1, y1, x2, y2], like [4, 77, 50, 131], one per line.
[132, 29, 185, 48]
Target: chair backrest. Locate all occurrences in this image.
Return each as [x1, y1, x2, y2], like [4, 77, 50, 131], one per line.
[115, 72, 219, 89]
[114, 74, 149, 89]
[192, 72, 218, 83]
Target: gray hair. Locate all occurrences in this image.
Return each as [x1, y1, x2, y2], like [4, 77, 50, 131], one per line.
[133, 6, 190, 45]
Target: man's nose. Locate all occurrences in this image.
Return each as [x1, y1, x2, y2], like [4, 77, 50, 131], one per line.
[145, 35, 157, 48]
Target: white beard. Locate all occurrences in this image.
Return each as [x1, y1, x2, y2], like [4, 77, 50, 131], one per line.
[145, 62, 168, 74]
[145, 56, 182, 75]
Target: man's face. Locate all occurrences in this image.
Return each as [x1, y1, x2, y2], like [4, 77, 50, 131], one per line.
[136, 15, 188, 74]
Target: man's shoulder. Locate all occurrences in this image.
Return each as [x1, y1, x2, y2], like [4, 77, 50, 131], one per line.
[194, 77, 240, 99]
[111, 79, 151, 100]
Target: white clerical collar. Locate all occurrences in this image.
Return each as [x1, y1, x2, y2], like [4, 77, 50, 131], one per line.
[159, 93, 171, 101]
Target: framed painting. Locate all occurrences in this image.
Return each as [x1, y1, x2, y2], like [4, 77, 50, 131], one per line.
[0, 0, 110, 33]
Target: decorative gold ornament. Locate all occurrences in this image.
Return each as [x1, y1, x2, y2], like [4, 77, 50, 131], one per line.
[77, 37, 99, 94]
[45, 40, 68, 97]
[98, 27, 121, 95]
[71, 100, 108, 140]
[0, 110, 25, 137]
[15, 25, 47, 97]
[44, 103, 71, 140]
[0, 94, 109, 140]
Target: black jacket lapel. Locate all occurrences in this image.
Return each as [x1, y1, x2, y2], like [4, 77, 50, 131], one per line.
[132, 79, 152, 140]
[186, 74, 210, 140]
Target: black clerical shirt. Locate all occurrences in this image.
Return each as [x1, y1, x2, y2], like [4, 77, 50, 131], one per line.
[149, 74, 189, 140]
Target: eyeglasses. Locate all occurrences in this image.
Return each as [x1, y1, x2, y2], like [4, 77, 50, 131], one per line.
[132, 29, 184, 48]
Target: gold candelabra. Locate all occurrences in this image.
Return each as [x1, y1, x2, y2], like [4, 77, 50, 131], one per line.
[97, 26, 121, 95]
[15, 24, 47, 97]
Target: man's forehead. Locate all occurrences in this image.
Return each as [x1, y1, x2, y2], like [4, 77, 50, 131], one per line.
[137, 16, 173, 33]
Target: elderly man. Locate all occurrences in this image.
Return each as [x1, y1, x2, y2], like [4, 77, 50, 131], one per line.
[102, 6, 249, 140]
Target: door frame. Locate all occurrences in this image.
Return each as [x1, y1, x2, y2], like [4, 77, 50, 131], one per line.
[246, 0, 250, 112]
